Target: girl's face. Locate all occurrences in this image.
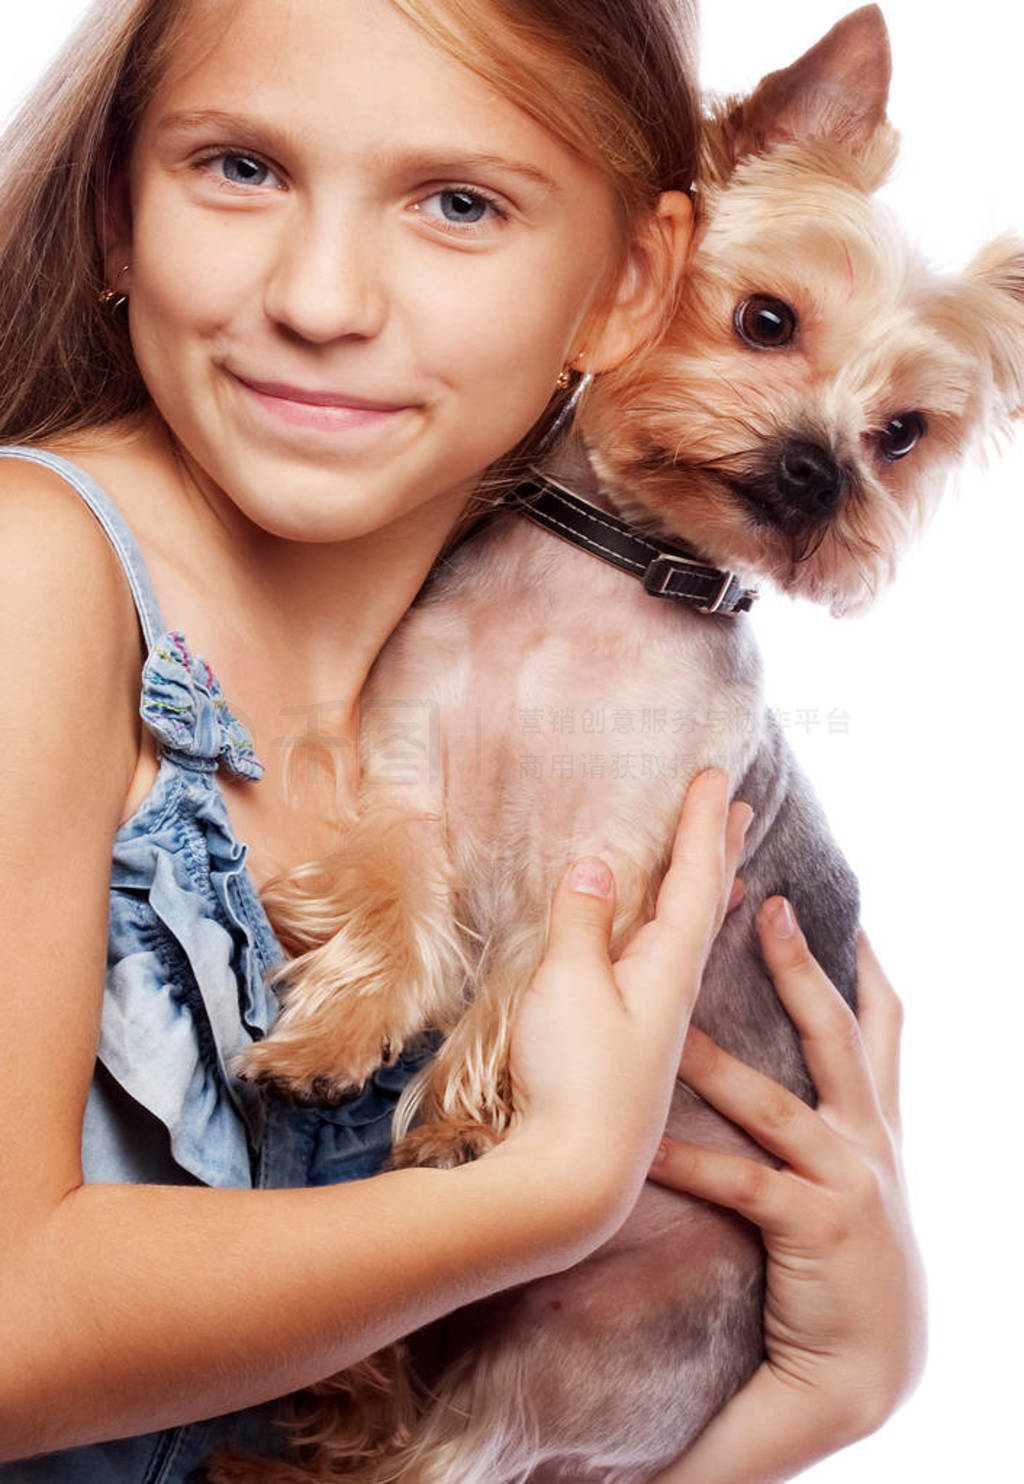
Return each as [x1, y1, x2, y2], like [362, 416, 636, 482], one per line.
[113, 0, 635, 543]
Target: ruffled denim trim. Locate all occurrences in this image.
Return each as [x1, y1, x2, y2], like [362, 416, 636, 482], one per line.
[140, 630, 264, 780]
[101, 765, 283, 1187]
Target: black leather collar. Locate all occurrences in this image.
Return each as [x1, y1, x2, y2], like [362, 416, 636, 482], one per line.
[502, 471, 759, 617]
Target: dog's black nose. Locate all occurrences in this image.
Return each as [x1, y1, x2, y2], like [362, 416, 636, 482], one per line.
[776, 442, 844, 518]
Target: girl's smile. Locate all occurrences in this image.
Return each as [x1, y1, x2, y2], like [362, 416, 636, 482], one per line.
[227, 370, 417, 436]
[106, 0, 628, 546]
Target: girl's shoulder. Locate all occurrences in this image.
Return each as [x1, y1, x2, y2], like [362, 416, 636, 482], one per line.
[0, 442, 143, 648]
[0, 433, 145, 630]
[0, 413, 173, 646]
[0, 437, 150, 817]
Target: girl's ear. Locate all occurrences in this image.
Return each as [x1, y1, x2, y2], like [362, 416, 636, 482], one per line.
[580, 190, 694, 375]
[94, 143, 133, 287]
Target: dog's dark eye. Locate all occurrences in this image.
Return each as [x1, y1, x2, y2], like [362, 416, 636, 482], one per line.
[877, 413, 927, 461]
[734, 296, 797, 349]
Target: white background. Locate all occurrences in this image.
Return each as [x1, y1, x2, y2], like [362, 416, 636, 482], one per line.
[4, 3, 1022, 1481]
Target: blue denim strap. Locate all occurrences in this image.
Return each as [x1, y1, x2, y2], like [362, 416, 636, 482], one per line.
[0, 445, 169, 651]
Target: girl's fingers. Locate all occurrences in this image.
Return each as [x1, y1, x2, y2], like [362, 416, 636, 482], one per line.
[647, 1135, 815, 1238]
[651, 768, 730, 954]
[616, 768, 746, 984]
[676, 1023, 852, 1185]
[851, 926, 904, 1135]
[754, 897, 883, 1135]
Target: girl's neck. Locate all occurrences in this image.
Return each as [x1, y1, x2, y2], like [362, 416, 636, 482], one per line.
[44, 408, 473, 759]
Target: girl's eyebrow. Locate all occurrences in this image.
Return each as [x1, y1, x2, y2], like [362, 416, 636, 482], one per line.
[156, 109, 561, 195]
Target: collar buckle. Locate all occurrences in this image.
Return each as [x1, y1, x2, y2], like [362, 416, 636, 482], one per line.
[700, 570, 739, 615]
[643, 554, 743, 615]
[642, 551, 700, 597]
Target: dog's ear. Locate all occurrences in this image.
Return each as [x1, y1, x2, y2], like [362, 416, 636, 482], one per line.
[959, 235, 1024, 422]
[707, 7, 894, 182]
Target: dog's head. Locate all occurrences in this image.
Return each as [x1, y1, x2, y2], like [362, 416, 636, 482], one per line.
[578, 5, 1024, 616]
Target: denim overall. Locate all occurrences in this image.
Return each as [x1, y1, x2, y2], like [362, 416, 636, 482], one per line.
[0, 447, 439, 1482]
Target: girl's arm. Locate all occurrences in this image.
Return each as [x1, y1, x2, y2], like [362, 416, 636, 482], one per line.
[0, 464, 750, 1460]
[647, 905, 927, 1484]
[1, 1156, 599, 1460]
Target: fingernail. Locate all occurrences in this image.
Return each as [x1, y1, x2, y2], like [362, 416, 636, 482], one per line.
[651, 1139, 669, 1166]
[739, 804, 755, 838]
[771, 896, 796, 937]
[569, 857, 612, 898]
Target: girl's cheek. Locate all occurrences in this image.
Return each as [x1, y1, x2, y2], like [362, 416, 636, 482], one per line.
[131, 179, 260, 318]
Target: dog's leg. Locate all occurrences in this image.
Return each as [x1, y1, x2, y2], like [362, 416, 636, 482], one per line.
[384, 944, 530, 1170]
[387, 848, 657, 1171]
[235, 801, 473, 1104]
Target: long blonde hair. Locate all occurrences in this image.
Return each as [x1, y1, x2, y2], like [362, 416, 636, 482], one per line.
[0, 1, 222, 442]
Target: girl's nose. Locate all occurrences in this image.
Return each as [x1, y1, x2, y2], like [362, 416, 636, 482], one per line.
[263, 210, 388, 343]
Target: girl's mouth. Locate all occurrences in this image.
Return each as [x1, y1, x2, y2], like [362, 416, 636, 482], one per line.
[229, 371, 415, 432]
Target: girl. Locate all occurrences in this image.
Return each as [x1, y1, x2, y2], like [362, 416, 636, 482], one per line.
[0, 0, 923, 1479]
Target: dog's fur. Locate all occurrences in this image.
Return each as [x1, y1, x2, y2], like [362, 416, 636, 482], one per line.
[213, 9, 1024, 1481]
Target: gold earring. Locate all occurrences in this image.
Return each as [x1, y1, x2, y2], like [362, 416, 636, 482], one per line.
[556, 349, 589, 390]
[98, 264, 130, 311]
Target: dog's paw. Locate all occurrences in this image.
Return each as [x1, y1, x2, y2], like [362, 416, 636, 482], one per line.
[234, 1056, 364, 1108]
[233, 997, 409, 1105]
[233, 1031, 401, 1107]
[388, 1119, 500, 1171]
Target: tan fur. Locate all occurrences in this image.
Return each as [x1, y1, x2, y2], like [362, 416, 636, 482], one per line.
[242, 803, 476, 1101]
[583, 105, 1022, 618]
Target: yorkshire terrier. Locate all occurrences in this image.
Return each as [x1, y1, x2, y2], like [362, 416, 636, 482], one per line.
[216, 7, 1024, 1481]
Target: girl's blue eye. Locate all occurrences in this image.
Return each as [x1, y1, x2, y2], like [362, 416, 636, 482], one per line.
[438, 189, 488, 223]
[219, 153, 272, 187]
[419, 188, 505, 231]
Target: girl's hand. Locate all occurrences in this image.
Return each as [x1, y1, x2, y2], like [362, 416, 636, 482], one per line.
[647, 903, 927, 1484]
[491, 768, 753, 1242]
